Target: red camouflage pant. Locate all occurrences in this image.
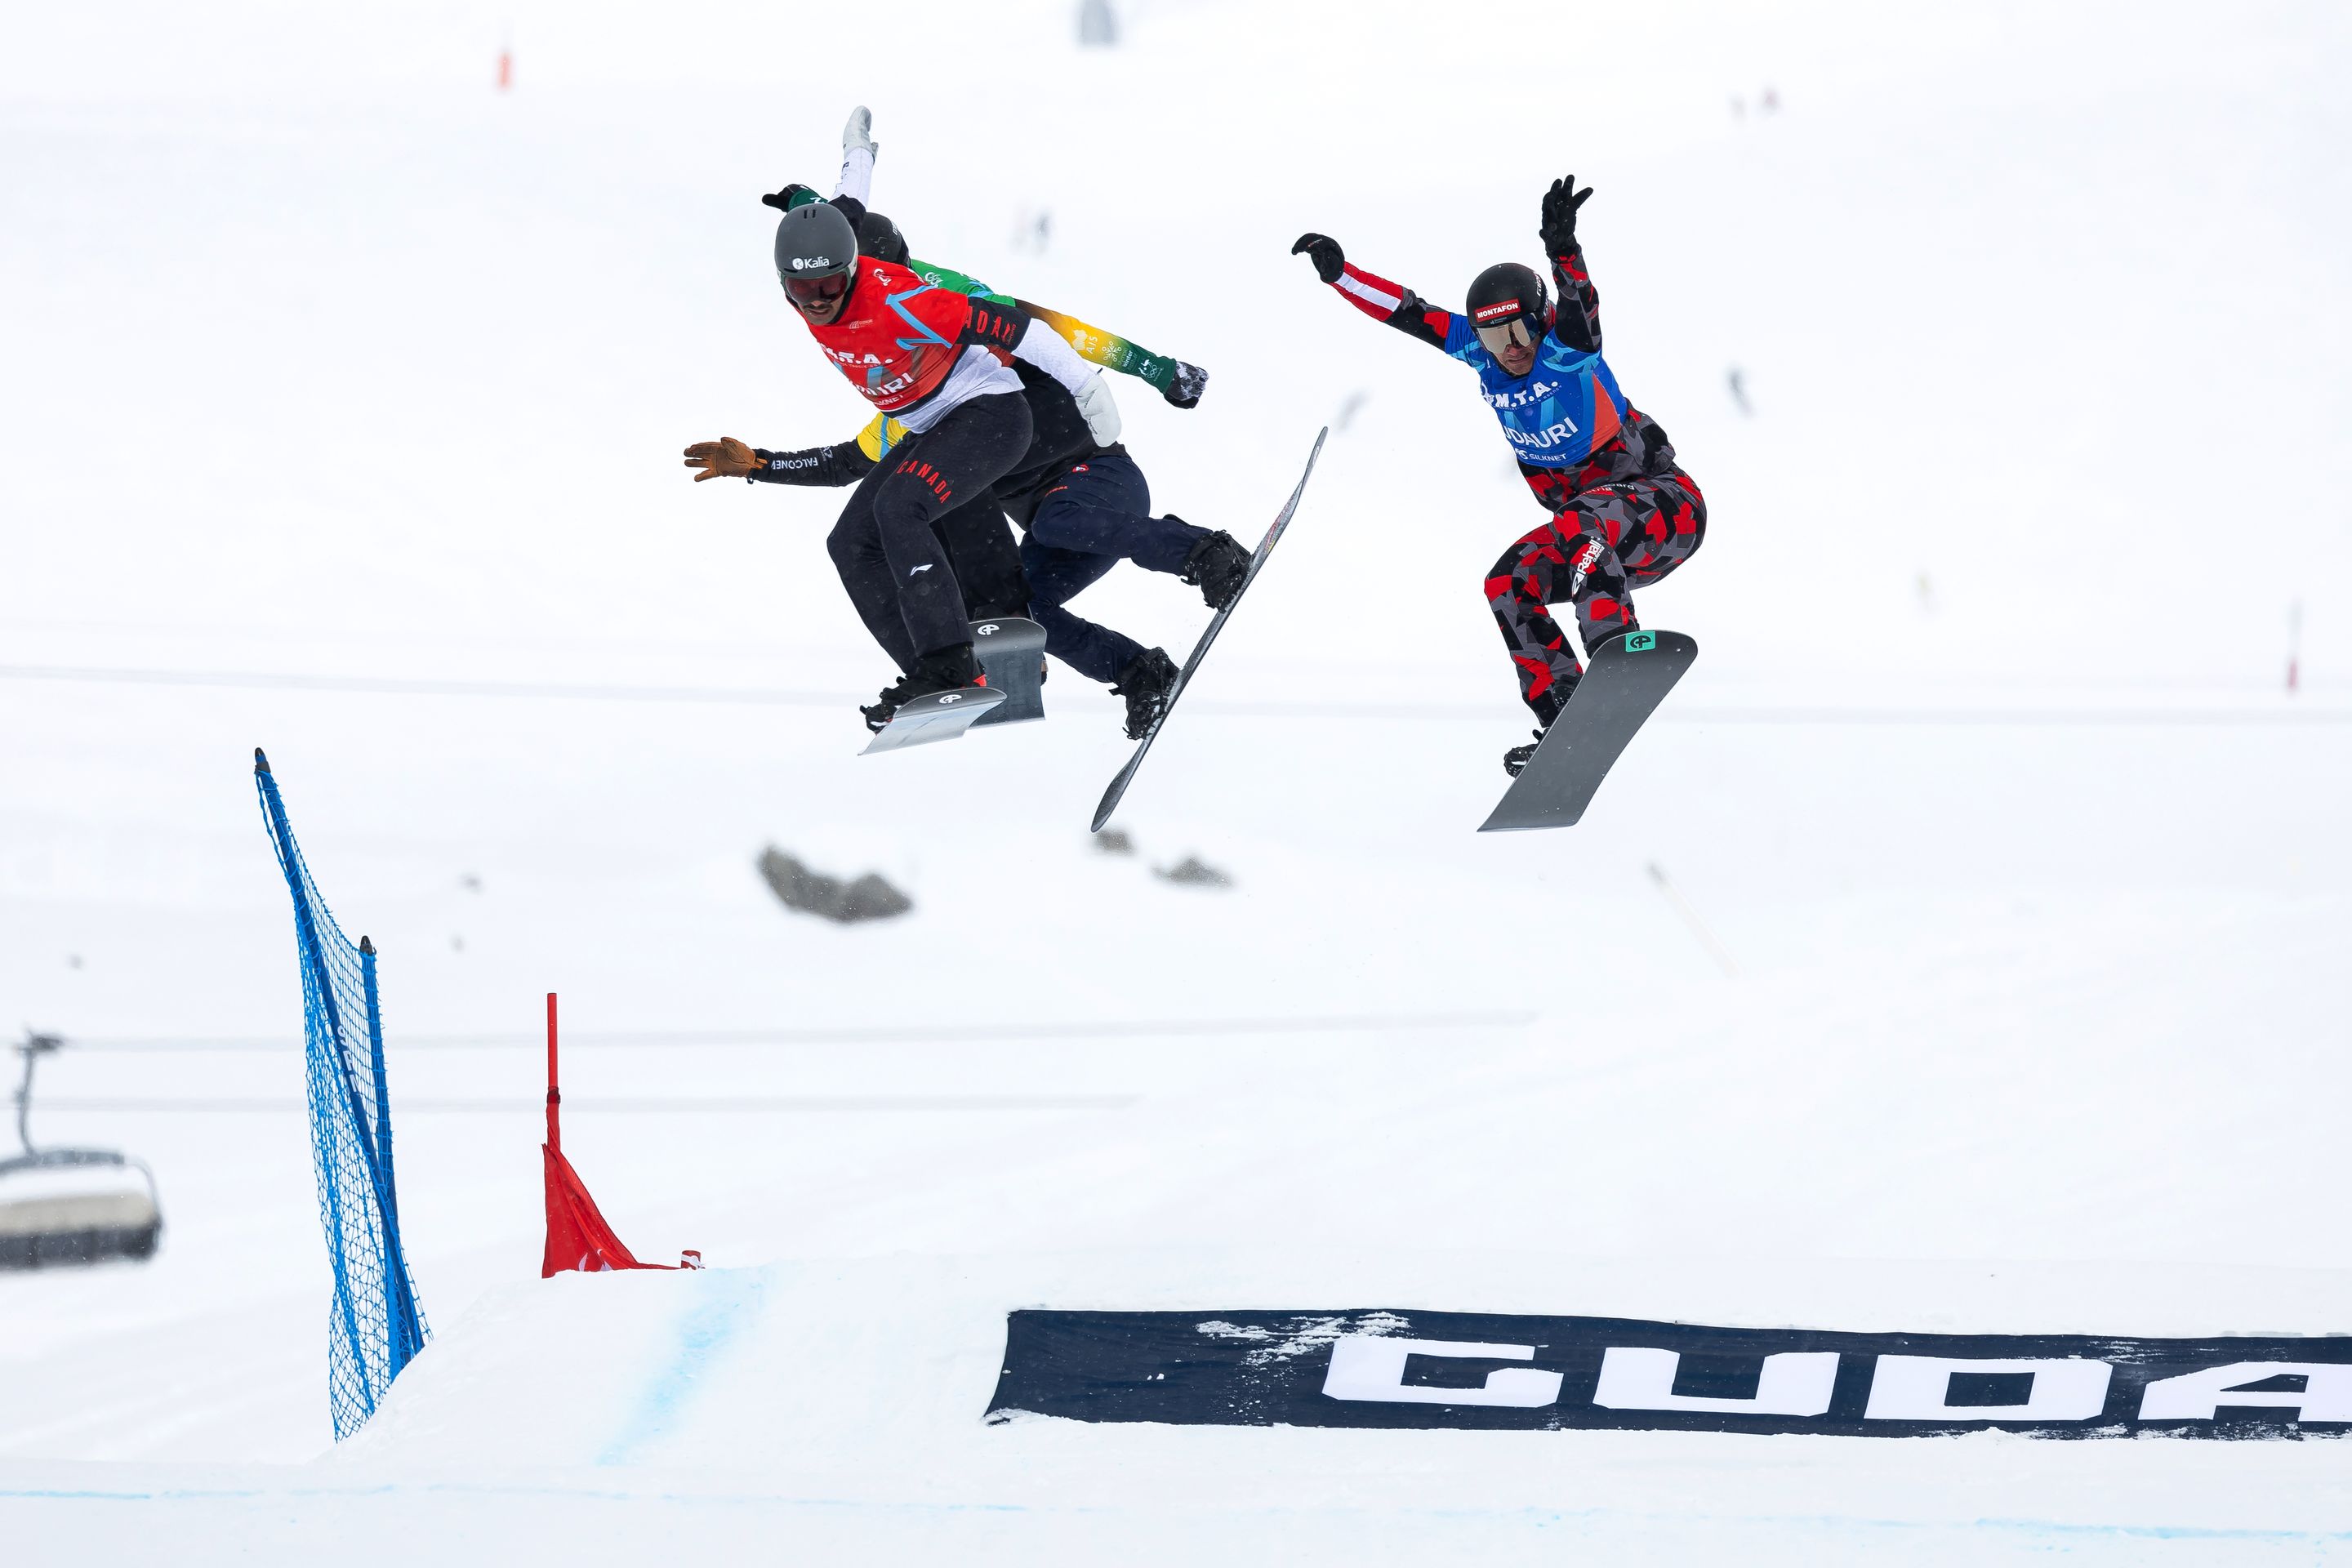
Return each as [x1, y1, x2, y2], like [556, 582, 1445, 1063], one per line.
[1485, 466, 1705, 725]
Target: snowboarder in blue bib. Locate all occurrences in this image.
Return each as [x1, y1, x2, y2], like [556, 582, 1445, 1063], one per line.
[1294, 176, 1706, 775]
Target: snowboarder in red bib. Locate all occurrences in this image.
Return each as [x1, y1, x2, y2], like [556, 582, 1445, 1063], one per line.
[756, 197, 1120, 730]
[1294, 176, 1705, 775]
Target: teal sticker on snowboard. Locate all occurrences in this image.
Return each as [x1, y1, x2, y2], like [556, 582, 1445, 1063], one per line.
[1624, 631, 1656, 653]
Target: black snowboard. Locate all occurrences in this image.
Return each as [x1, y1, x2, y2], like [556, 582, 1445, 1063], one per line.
[1089, 428, 1327, 833]
[970, 617, 1048, 726]
[1477, 629, 1697, 832]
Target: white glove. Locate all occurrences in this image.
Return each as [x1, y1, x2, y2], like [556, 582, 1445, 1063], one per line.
[1073, 372, 1122, 448]
[842, 106, 875, 159]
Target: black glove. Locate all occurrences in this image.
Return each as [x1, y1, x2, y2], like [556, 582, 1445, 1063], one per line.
[760, 182, 819, 212]
[1539, 176, 1593, 255]
[1291, 233, 1344, 285]
[1165, 361, 1209, 410]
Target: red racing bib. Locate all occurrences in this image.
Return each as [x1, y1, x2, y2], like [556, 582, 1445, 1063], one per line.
[802, 258, 983, 414]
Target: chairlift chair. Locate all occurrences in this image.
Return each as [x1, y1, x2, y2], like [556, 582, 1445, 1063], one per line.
[0, 1031, 163, 1269]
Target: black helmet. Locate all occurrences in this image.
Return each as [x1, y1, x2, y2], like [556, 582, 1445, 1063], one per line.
[774, 202, 858, 310]
[1465, 262, 1552, 354]
[856, 209, 910, 266]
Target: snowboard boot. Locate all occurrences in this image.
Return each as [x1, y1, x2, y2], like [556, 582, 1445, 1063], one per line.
[900, 643, 988, 702]
[1110, 647, 1180, 741]
[861, 673, 916, 734]
[863, 645, 987, 732]
[1503, 728, 1545, 778]
[1177, 526, 1252, 611]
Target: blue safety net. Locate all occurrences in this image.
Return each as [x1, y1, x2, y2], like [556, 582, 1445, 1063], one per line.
[253, 750, 429, 1441]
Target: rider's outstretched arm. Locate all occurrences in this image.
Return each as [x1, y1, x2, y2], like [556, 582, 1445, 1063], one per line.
[1009, 297, 1208, 408]
[986, 303, 1124, 447]
[1537, 175, 1602, 354]
[693, 416, 908, 489]
[762, 108, 876, 212]
[755, 406, 944, 485]
[834, 106, 875, 204]
[839, 104, 1208, 407]
[1292, 234, 1459, 353]
[908, 253, 1208, 409]
[748, 437, 876, 487]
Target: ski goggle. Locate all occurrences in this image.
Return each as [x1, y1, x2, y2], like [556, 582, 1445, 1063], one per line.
[783, 270, 851, 310]
[1475, 314, 1537, 354]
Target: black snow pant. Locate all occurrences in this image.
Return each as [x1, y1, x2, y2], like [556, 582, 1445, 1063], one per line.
[933, 500, 1031, 624]
[1017, 449, 1209, 684]
[826, 390, 1034, 671]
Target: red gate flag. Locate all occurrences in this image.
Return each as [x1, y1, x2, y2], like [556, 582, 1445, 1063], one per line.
[541, 993, 695, 1276]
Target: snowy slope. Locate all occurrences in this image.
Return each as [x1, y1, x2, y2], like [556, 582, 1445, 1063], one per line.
[2, 0, 2350, 1561]
[14, 1255, 2352, 1563]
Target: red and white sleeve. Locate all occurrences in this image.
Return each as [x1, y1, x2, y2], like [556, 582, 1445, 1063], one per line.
[1332, 262, 1406, 323]
[1326, 261, 1453, 351]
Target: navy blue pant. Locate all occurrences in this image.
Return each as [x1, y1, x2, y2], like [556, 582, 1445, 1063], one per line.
[1018, 450, 1207, 684]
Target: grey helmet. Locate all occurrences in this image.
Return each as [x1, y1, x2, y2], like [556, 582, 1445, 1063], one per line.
[773, 201, 859, 305]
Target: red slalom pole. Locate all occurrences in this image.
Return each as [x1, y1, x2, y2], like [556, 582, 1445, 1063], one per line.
[545, 991, 561, 1156]
[537, 990, 692, 1273]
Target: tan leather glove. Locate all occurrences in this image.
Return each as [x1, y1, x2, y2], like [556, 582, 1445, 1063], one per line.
[683, 437, 762, 482]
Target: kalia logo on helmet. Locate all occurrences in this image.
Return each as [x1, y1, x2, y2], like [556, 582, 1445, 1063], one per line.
[790, 256, 835, 271]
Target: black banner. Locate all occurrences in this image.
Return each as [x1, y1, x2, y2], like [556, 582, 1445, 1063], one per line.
[987, 1309, 2352, 1438]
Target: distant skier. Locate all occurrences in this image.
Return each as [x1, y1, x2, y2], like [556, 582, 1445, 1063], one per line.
[1294, 176, 1705, 774]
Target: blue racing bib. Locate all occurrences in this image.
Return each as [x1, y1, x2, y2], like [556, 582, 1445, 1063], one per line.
[1444, 319, 1628, 470]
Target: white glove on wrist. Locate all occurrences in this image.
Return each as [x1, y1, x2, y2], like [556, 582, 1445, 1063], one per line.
[842, 106, 875, 158]
[1074, 373, 1122, 448]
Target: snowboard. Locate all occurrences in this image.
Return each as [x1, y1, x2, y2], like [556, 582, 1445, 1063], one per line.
[970, 616, 1048, 726]
[1477, 628, 1698, 833]
[1089, 427, 1327, 833]
[861, 685, 1008, 755]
